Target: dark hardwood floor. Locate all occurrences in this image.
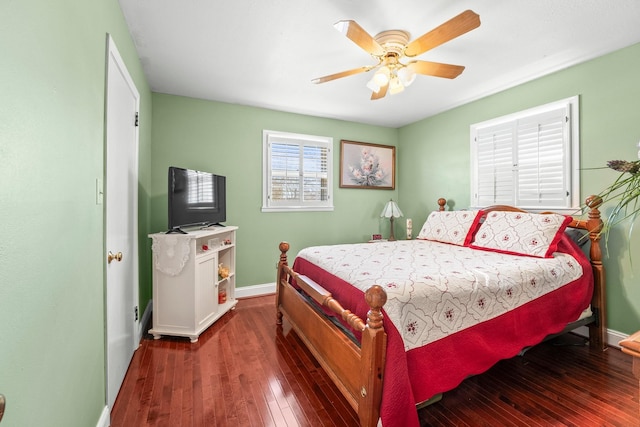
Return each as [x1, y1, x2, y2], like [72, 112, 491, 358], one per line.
[111, 295, 639, 427]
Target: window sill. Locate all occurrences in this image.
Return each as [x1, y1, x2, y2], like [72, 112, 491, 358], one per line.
[261, 206, 334, 213]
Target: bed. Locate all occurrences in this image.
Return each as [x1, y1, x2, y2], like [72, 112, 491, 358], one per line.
[275, 196, 606, 427]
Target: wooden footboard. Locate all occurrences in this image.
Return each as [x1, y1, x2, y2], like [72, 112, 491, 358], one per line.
[276, 242, 387, 427]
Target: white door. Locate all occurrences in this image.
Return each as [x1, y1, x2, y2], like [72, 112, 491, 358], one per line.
[105, 34, 140, 411]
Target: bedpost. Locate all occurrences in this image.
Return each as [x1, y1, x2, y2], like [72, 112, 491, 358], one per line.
[585, 195, 606, 351]
[276, 241, 290, 325]
[438, 198, 446, 211]
[358, 285, 388, 427]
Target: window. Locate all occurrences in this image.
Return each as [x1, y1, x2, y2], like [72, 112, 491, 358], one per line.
[262, 130, 333, 212]
[470, 96, 579, 211]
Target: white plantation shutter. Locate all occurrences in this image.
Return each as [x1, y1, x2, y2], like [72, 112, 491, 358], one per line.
[263, 130, 333, 211]
[475, 122, 515, 206]
[471, 96, 579, 210]
[516, 108, 568, 207]
[302, 145, 329, 202]
[270, 142, 301, 202]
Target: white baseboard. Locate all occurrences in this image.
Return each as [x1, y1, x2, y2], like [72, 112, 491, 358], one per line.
[572, 325, 628, 349]
[96, 406, 110, 427]
[235, 282, 276, 299]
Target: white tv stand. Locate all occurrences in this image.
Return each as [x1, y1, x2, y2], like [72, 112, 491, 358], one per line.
[148, 226, 238, 342]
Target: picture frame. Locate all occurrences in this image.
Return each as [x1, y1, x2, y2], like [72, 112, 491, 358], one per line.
[339, 140, 395, 189]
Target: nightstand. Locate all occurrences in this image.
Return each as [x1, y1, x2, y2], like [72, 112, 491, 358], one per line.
[619, 330, 640, 415]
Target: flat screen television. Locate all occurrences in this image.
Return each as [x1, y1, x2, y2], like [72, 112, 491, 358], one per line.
[167, 166, 226, 233]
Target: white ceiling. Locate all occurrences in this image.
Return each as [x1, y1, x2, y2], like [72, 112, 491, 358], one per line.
[118, 0, 640, 128]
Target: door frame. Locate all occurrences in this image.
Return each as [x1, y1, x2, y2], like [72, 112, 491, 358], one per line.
[104, 33, 140, 411]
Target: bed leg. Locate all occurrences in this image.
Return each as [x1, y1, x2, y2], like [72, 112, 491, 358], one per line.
[276, 242, 290, 326]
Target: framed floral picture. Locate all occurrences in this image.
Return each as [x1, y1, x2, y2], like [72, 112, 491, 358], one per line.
[339, 140, 395, 189]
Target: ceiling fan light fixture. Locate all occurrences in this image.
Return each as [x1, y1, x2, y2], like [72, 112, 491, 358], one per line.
[389, 77, 404, 95]
[373, 66, 390, 86]
[314, 10, 481, 100]
[397, 66, 416, 87]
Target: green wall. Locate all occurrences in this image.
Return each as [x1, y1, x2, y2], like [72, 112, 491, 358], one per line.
[150, 94, 399, 287]
[0, 1, 152, 426]
[399, 42, 640, 335]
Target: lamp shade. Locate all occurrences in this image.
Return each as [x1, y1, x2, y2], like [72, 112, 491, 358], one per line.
[373, 66, 390, 86]
[366, 77, 381, 93]
[398, 66, 416, 87]
[380, 199, 403, 218]
[388, 77, 404, 95]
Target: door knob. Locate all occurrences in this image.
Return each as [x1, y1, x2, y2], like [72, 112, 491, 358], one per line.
[108, 251, 123, 264]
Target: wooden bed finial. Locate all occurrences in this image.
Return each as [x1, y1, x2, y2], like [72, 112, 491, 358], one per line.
[365, 285, 387, 330]
[279, 242, 290, 266]
[437, 198, 446, 211]
[586, 194, 603, 210]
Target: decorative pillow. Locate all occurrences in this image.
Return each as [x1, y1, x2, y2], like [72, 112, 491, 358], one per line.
[416, 210, 484, 246]
[469, 211, 572, 258]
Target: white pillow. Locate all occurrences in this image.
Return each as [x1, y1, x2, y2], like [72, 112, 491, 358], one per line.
[417, 210, 484, 246]
[469, 211, 571, 258]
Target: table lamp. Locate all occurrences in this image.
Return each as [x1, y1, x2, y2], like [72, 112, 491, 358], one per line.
[380, 199, 403, 241]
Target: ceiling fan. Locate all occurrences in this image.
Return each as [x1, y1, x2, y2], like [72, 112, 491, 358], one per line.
[312, 10, 481, 100]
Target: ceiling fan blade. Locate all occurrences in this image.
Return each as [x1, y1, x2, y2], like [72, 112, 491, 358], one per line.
[312, 66, 372, 84]
[408, 60, 465, 79]
[371, 82, 388, 100]
[334, 20, 385, 56]
[404, 10, 480, 57]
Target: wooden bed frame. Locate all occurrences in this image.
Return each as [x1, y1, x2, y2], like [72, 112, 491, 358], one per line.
[275, 196, 606, 427]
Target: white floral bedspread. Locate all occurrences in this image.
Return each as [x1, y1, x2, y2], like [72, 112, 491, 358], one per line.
[296, 240, 583, 351]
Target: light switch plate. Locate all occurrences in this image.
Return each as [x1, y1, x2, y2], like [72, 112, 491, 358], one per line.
[96, 178, 104, 205]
